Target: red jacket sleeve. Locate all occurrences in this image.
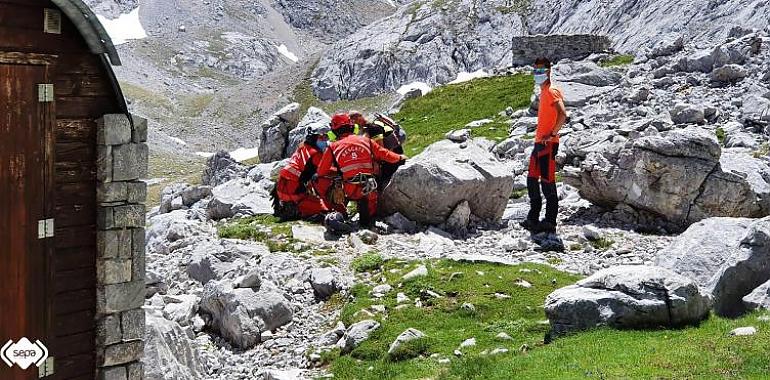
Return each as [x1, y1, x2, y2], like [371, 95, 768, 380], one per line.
[371, 140, 403, 164]
[316, 148, 336, 177]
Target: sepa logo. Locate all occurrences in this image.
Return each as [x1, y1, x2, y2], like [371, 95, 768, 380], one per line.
[1, 338, 48, 370]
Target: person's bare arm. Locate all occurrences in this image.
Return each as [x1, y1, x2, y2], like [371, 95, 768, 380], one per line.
[551, 99, 568, 137]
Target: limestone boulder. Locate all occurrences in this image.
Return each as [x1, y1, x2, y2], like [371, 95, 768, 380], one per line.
[258, 103, 301, 163]
[564, 127, 770, 228]
[380, 139, 514, 225]
[545, 266, 711, 336]
[743, 280, 770, 311]
[337, 320, 380, 354]
[144, 310, 205, 380]
[284, 107, 331, 158]
[656, 217, 770, 316]
[199, 281, 293, 349]
[207, 178, 273, 220]
[202, 151, 248, 187]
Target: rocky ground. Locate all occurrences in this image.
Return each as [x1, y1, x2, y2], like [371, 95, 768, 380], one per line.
[139, 26, 770, 378]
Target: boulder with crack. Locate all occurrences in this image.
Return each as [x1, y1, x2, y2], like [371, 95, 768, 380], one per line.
[545, 266, 711, 336]
[258, 103, 301, 163]
[656, 217, 770, 316]
[199, 280, 293, 349]
[380, 139, 514, 226]
[144, 310, 205, 380]
[207, 178, 274, 220]
[202, 151, 248, 187]
[564, 126, 770, 229]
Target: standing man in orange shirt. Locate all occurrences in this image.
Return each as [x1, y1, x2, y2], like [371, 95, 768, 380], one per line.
[521, 58, 568, 234]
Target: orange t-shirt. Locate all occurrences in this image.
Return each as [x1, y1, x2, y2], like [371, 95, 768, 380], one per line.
[536, 84, 564, 143]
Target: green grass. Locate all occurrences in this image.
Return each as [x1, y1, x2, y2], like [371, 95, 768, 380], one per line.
[716, 127, 726, 145]
[511, 189, 528, 200]
[600, 54, 635, 68]
[329, 260, 580, 379]
[394, 74, 533, 155]
[146, 152, 206, 207]
[327, 259, 770, 379]
[352, 252, 386, 273]
[218, 215, 308, 253]
[589, 237, 615, 251]
[753, 143, 769, 158]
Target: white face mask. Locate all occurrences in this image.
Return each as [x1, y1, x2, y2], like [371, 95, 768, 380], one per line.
[534, 73, 548, 85]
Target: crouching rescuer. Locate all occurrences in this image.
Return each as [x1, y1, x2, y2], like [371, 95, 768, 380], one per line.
[521, 57, 568, 234]
[272, 124, 332, 221]
[317, 113, 407, 232]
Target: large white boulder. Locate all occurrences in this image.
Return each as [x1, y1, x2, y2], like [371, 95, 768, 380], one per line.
[545, 266, 712, 336]
[207, 178, 274, 220]
[656, 217, 770, 316]
[144, 310, 205, 380]
[258, 103, 301, 163]
[199, 281, 294, 349]
[381, 139, 514, 225]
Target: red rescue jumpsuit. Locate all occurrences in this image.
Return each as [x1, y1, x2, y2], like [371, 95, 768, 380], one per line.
[316, 133, 403, 226]
[276, 143, 329, 218]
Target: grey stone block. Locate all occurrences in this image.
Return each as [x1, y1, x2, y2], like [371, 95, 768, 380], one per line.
[131, 115, 148, 143]
[98, 229, 132, 259]
[97, 145, 113, 182]
[98, 182, 128, 204]
[112, 205, 146, 228]
[96, 314, 122, 346]
[127, 362, 142, 380]
[98, 259, 133, 285]
[98, 365, 127, 380]
[121, 309, 145, 341]
[132, 228, 145, 259]
[98, 208, 114, 230]
[113, 144, 149, 181]
[132, 247, 145, 283]
[127, 182, 147, 204]
[98, 114, 133, 146]
[101, 340, 143, 367]
[98, 280, 145, 314]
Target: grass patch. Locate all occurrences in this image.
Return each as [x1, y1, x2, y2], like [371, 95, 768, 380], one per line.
[394, 74, 533, 155]
[329, 259, 770, 379]
[589, 237, 615, 251]
[753, 142, 769, 158]
[120, 81, 173, 110]
[352, 252, 385, 273]
[329, 260, 580, 379]
[600, 54, 635, 68]
[181, 93, 215, 117]
[511, 188, 528, 200]
[217, 215, 308, 253]
[716, 127, 726, 145]
[146, 152, 206, 207]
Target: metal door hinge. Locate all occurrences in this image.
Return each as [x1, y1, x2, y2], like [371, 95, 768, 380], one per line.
[38, 219, 54, 239]
[38, 357, 54, 378]
[38, 84, 54, 102]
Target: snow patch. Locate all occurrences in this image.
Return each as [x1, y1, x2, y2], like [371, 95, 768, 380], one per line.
[195, 152, 214, 159]
[96, 8, 147, 45]
[169, 137, 187, 146]
[277, 44, 299, 63]
[449, 70, 490, 85]
[229, 147, 260, 162]
[397, 82, 432, 96]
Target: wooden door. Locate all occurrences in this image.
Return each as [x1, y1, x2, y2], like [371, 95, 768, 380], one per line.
[0, 62, 54, 380]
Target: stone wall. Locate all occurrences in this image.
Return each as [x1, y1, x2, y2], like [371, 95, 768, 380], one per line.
[95, 114, 148, 380]
[511, 34, 612, 66]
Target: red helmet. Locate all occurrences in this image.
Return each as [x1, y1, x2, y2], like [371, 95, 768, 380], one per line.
[330, 113, 353, 131]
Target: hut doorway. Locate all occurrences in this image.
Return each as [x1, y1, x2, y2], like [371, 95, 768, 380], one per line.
[0, 60, 54, 380]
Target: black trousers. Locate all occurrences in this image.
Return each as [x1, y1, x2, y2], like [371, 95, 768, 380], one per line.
[527, 143, 559, 225]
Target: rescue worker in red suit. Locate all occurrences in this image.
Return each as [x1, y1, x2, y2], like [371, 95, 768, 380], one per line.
[317, 113, 406, 231]
[272, 125, 331, 222]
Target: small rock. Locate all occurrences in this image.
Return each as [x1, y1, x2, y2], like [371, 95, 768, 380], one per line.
[490, 348, 509, 355]
[495, 293, 511, 299]
[461, 303, 476, 313]
[371, 284, 393, 297]
[496, 332, 513, 341]
[387, 328, 427, 359]
[371, 305, 387, 313]
[453, 349, 463, 357]
[446, 129, 471, 142]
[337, 320, 381, 354]
[729, 327, 757, 336]
[358, 230, 379, 245]
[438, 358, 451, 364]
[260, 330, 274, 341]
[234, 269, 261, 289]
[582, 225, 603, 241]
[403, 265, 428, 281]
[514, 279, 533, 288]
[459, 338, 476, 348]
[397, 292, 410, 304]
